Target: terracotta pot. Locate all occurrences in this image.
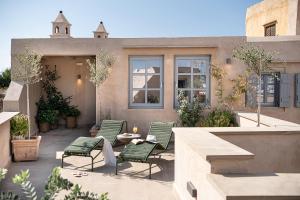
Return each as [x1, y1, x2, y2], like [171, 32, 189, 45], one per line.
[11, 136, 42, 162]
[66, 116, 77, 128]
[39, 122, 50, 133]
[50, 122, 58, 130]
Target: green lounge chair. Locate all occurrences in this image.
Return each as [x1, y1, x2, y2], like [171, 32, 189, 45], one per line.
[62, 120, 126, 171]
[116, 122, 175, 179]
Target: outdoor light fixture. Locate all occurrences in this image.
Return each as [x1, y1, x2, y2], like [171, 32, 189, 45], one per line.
[76, 62, 83, 66]
[226, 58, 232, 64]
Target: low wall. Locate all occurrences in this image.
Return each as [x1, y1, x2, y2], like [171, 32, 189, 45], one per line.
[174, 128, 254, 200]
[0, 112, 19, 168]
[174, 113, 300, 200]
[3, 81, 40, 135]
[209, 127, 300, 173]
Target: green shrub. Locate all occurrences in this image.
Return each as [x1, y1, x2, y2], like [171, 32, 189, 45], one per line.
[202, 108, 236, 127]
[0, 68, 11, 88]
[10, 114, 28, 138]
[0, 167, 109, 200]
[177, 91, 204, 127]
[37, 110, 58, 124]
[64, 106, 81, 117]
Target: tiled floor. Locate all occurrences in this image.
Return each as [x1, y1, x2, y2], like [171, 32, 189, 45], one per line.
[1, 126, 179, 200]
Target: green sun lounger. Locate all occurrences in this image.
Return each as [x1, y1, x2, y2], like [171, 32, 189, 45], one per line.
[116, 121, 175, 179]
[62, 120, 126, 171]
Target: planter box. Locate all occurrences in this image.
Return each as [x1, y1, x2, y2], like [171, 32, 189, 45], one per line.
[11, 136, 41, 162]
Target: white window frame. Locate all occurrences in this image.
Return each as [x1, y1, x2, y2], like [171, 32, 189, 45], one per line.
[129, 56, 164, 109]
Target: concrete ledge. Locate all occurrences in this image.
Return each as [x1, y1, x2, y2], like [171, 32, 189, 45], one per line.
[236, 112, 300, 128]
[173, 128, 254, 164]
[208, 173, 300, 200]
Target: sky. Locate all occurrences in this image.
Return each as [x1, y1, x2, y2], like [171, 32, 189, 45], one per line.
[0, 0, 261, 71]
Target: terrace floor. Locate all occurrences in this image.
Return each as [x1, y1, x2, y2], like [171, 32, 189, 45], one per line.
[1, 126, 179, 200]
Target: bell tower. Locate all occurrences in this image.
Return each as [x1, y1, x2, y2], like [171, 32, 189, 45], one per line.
[93, 21, 108, 38]
[51, 11, 72, 38]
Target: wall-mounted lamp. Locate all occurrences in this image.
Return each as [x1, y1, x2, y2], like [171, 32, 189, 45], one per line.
[226, 58, 232, 64]
[77, 74, 81, 79]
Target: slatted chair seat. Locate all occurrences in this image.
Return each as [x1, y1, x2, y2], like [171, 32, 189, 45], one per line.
[62, 120, 126, 171]
[116, 121, 175, 179]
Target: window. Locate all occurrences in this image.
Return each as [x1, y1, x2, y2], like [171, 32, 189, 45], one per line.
[129, 56, 163, 108]
[260, 73, 280, 106]
[65, 27, 68, 34]
[55, 26, 59, 34]
[264, 22, 276, 36]
[175, 56, 210, 106]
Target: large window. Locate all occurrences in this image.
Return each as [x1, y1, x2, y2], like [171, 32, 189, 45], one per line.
[129, 56, 163, 108]
[260, 73, 279, 106]
[175, 56, 210, 106]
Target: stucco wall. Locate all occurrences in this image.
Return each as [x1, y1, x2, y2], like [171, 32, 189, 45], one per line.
[42, 56, 96, 126]
[10, 37, 300, 134]
[0, 112, 19, 168]
[246, 0, 299, 36]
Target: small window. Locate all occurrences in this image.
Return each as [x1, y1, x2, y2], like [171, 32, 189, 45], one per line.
[129, 56, 164, 108]
[55, 26, 59, 34]
[65, 27, 68, 34]
[98, 35, 101, 38]
[174, 56, 210, 106]
[264, 22, 276, 36]
[260, 73, 280, 106]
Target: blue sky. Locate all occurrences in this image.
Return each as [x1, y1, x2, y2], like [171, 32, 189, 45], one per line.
[0, 0, 261, 71]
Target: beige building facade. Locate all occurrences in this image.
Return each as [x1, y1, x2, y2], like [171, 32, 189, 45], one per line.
[5, 1, 300, 134]
[246, 0, 300, 36]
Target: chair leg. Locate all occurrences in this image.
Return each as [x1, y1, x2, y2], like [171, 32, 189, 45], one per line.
[149, 163, 152, 179]
[61, 154, 64, 168]
[91, 156, 94, 172]
[115, 160, 118, 175]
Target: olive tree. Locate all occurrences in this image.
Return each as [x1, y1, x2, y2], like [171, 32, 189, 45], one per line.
[233, 44, 275, 126]
[86, 49, 116, 125]
[13, 48, 43, 138]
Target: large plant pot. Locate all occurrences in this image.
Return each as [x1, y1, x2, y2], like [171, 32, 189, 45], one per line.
[66, 116, 77, 128]
[11, 136, 42, 162]
[50, 122, 58, 130]
[39, 122, 50, 133]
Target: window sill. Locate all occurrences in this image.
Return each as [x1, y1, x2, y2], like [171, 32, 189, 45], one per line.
[128, 106, 164, 109]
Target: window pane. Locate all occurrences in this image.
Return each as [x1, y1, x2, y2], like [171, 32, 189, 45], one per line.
[193, 75, 206, 89]
[266, 95, 274, 103]
[133, 75, 146, 89]
[193, 90, 206, 103]
[147, 60, 161, 73]
[133, 90, 145, 103]
[147, 75, 160, 88]
[177, 60, 191, 73]
[132, 60, 146, 73]
[178, 75, 191, 88]
[267, 85, 274, 94]
[147, 90, 160, 104]
[177, 90, 191, 102]
[192, 60, 207, 74]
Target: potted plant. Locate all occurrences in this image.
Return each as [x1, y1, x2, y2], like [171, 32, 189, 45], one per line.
[37, 110, 58, 132]
[11, 48, 43, 162]
[11, 114, 41, 162]
[64, 106, 80, 128]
